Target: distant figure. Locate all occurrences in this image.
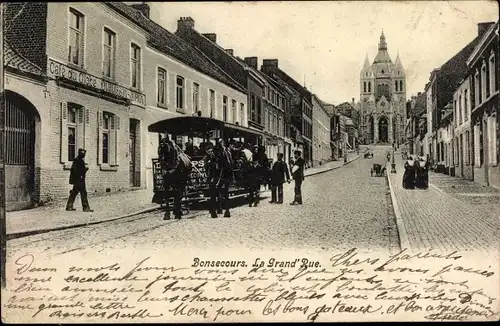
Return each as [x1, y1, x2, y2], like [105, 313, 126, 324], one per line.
[66, 148, 93, 212]
[290, 150, 305, 205]
[269, 153, 290, 204]
[402, 155, 417, 189]
[415, 155, 430, 189]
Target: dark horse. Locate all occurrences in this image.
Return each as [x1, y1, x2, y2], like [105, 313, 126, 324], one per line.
[205, 141, 234, 218]
[158, 137, 192, 220]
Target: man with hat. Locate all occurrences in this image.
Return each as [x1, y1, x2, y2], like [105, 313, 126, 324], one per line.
[66, 148, 93, 212]
[290, 150, 305, 205]
[269, 153, 290, 204]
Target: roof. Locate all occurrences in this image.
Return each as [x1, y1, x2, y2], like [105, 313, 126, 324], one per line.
[4, 39, 45, 77]
[147, 116, 266, 138]
[105, 2, 245, 93]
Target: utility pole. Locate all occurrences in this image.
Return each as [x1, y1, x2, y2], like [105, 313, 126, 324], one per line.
[0, 2, 7, 288]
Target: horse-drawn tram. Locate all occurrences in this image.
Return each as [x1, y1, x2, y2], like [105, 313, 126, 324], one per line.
[148, 116, 266, 210]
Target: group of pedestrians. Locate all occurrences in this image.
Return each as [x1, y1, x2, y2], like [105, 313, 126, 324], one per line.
[269, 150, 305, 205]
[402, 154, 430, 189]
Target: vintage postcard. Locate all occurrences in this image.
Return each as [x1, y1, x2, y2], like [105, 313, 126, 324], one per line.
[1, 0, 499, 323]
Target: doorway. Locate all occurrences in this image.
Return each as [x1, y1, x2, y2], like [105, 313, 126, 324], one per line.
[378, 116, 389, 143]
[5, 91, 38, 211]
[129, 119, 141, 187]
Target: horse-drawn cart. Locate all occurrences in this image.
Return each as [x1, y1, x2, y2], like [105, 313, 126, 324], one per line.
[148, 116, 266, 207]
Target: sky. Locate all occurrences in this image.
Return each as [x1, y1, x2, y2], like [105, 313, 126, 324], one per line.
[149, 1, 499, 105]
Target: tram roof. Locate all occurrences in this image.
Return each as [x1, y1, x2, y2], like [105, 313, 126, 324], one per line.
[148, 116, 266, 139]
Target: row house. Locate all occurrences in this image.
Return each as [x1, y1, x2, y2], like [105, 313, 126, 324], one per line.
[260, 71, 293, 163]
[323, 102, 341, 159]
[437, 104, 454, 175]
[468, 21, 499, 189]
[406, 92, 427, 156]
[4, 2, 247, 210]
[452, 76, 473, 180]
[260, 60, 313, 166]
[311, 94, 332, 166]
[425, 22, 493, 168]
[335, 100, 360, 150]
[175, 17, 267, 146]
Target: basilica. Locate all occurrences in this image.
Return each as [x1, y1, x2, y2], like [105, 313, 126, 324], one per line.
[358, 31, 407, 145]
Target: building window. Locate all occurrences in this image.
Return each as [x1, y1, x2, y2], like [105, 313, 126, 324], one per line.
[103, 28, 115, 78]
[68, 9, 84, 66]
[131, 44, 141, 89]
[458, 95, 462, 124]
[231, 99, 236, 123]
[465, 130, 470, 165]
[395, 80, 398, 92]
[102, 114, 110, 164]
[98, 111, 119, 166]
[209, 89, 215, 118]
[481, 63, 487, 103]
[474, 71, 480, 106]
[67, 106, 78, 161]
[157, 68, 167, 106]
[193, 83, 200, 114]
[464, 89, 469, 121]
[176, 76, 184, 110]
[400, 80, 403, 91]
[250, 94, 256, 122]
[240, 103, 244, 125]
[368, 82, 371, 93]
[489, 52, 496, 95]
[222, 96, 228, 122]
[364, 82, 367, 93]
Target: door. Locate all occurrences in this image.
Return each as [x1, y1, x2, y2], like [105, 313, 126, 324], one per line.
[5, 94, 36, 211]
[129, 120, 138, 187]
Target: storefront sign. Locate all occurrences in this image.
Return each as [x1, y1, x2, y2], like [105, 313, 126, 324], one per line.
[48, 58, 146, 106]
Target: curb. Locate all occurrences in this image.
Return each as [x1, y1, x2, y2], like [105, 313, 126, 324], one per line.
[305, 155, 361, 177]
[385, 163, 412, 253]
[6, 205, 162, 240]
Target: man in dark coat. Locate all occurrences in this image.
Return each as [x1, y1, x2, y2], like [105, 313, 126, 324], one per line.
[66, 148, 93, 212]
[269, 153, 290, 204]
[290, 150, 305, 205]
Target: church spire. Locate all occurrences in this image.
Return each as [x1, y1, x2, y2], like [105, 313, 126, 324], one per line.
[395, 51, 403, 67]
[379, 29, 387, 50]
[363, 53, 371, 68]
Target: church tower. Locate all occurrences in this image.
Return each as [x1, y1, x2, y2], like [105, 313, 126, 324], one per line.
[359, 30, 406, 145]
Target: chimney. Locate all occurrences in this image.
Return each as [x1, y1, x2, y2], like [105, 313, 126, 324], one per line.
[225, 49, 234, 56]
[262, 59, 279, 68]
[131, 3, 150, 18]
[244, 57, 258, 70]
[177, 17, 195, 31]
[478, 22, 495, 36]
[203, 33, 217, 43]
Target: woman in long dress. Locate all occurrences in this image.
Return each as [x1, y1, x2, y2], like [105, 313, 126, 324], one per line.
[402, 155, 416, 189]
[415, 155, 429, 189]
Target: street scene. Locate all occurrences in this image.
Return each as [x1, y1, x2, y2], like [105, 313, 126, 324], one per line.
[1, 1, 499, 323]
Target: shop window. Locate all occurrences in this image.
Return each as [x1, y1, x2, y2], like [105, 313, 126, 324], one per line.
[61, 102, 89, 165]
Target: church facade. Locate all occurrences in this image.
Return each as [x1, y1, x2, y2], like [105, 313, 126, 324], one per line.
[358, 31, 407, 145]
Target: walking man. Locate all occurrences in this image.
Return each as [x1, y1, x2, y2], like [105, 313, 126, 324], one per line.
[269, 153, 290, 204]
[290, 150, 305, 205]
[66, 148, 93, 212]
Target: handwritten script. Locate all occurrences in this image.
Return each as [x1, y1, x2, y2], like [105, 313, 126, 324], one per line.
[2, 249, 499, 322]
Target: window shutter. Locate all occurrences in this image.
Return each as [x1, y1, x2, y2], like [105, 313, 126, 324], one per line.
[474, 124, 481, 167]
[76, 107, 85, 152]
[98, 110, 103, 165]
[60, 102, 68, 163]
[84, 107, 91, 150]
[114, 116, 119, 165]
[489, 116, 497, 165]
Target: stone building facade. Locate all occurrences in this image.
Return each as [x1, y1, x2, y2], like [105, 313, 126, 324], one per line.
[4, 2, 247, 210]
[358, 31, 406, 146]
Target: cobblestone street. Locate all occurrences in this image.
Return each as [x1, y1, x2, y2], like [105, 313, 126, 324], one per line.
[7, 146, 399, 258]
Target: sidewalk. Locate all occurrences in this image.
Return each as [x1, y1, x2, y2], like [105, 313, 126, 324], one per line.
[6, 153, 360, 238]
[386, 155, 499, 254]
